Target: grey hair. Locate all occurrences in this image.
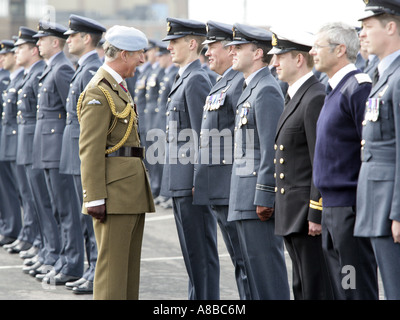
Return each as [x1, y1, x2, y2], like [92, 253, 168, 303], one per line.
[318, 22, 359, 63]
[103, 40, 122, 62]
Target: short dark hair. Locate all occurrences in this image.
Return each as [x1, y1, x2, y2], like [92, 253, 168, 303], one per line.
[251, 42, 272, 64]
[81, 32, 103, 47]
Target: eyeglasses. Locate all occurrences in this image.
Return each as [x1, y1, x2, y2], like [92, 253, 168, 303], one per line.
[311, 43, 340, 50]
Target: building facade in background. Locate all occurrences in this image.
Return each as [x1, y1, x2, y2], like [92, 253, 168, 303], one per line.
[0, 0, 188, 40]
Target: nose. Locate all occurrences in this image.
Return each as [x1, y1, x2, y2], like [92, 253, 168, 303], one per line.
[229, 46, 237, 56]
[359, 27, 366, 38]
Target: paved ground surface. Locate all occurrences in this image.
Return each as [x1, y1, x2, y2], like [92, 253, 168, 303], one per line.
[0, 203, 384, 303]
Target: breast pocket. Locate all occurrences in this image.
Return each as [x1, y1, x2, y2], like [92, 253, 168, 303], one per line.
[3, 125, 18, 157]
[40, 83, 56, 109]
[168, 100, 188, 129]
[41, 120, 64, 162]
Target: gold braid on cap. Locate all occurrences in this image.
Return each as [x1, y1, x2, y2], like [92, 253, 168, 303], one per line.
[77, 86, 135, 155]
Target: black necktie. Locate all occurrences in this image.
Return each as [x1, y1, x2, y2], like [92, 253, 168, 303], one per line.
[326, 84, 332, 95]
[242, 81, 247, 91]
[284, 93, 290, 105]
[372, 68, 379, 86]
[174, 73, 180, 83]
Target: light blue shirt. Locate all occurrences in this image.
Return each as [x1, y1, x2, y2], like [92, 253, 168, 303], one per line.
[378, 49, 400, 76]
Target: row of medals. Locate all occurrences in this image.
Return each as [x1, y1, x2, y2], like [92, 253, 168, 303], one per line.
[203, 87, 250, 128]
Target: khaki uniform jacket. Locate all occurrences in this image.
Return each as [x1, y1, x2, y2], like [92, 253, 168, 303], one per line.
[78, 66, 155, 215]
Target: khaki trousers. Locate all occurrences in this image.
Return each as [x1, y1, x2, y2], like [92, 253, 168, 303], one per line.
[93, 213, 145, 300]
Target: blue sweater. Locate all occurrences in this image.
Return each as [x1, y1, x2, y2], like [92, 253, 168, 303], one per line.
[313, 70, 371, 207]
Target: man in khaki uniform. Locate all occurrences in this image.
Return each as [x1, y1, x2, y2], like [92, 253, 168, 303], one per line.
[78, 25, 155, 300]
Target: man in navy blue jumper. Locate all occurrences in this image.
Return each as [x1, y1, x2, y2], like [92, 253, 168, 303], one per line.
[310, 22, 378, 300]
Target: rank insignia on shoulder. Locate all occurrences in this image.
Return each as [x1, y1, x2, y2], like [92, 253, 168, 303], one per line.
[355, 73, 372, 84]
[88, 99, 102, 105]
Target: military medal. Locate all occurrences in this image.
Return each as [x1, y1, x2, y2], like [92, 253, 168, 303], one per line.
[240, 102, 250, 126]
[365, 98, 380, 122]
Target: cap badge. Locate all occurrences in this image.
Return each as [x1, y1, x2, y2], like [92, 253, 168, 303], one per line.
[272, 33, 278, 46]
[167, 22, 171, 32]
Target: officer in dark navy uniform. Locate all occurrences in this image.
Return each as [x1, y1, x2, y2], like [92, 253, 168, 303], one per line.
[311, 22, 378, 300]
[32, 20, 84, 285]
[227, 23, 290, 300]
[356, 0, 400, 300]
[13, 28, 60, 274]
[0, 40, 24, 247]
[192, 20, 249, 300]
[60, 14, 106, 294]
[270, 27, 333, 300]
[160, 17, 219, 300]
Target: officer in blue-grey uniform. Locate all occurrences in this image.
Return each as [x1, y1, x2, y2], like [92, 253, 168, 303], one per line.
[192, 20, 249, 300]
[356, 0, 400, 300]
[1, 33, 40, 256]
[154, 42, 178, 209]
[0, 40, 24, 247]
[134, 40, 156, 146]
[32, 20, 84, 285]
[144, 41, 166, 200]
[60, 14, 106, 294]
[160, 17, 219, 300]
[227, 23, 290, 300]
[13, 28, 59, 273]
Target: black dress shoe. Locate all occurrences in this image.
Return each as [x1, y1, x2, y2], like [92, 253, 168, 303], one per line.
[34, 266, 55, 281]
[23, 255, 39, 266]
[22, 261, 41, 274]
[65, 277, 87, 290]
[0, 235, 16, 246]
[7, 241, 31, 254]
[43, 272, 80, 286]
[20, 246, 39, 259]
[72, 280, 93, 294]
[3, 239, 20, 250]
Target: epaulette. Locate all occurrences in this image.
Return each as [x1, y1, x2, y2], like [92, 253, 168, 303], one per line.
[354, 73, 372, 84]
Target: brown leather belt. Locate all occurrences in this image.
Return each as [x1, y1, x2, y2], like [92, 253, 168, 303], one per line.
[106, 146, 145, 159]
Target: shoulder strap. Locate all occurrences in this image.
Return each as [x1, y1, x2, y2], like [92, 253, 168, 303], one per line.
[77, 81, 135, 155]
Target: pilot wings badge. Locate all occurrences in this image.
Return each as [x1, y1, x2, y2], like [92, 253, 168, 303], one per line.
[88, 99, 102, 105]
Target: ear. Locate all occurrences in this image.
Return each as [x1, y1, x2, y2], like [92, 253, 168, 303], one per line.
[83, 33, 91, 46]
[189, 38, 198, 51]
[296, 52, 304, 67]
[336, 44, 347, 58]
[120, 50, 128, 63]
[253, 47, 263, 61]
[386, 20, 398, 36]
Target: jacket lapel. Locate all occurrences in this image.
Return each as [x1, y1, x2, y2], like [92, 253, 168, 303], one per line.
[100, 67, 130, 104]
[168, 59, 202, 97]
[370, 55, 400, 97]
[275, 75, 319, 139]
[236, 67, 269, 107]
[208, 68, 239, 95]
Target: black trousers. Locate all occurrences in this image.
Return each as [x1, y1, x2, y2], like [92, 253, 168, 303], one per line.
[284, 233, 333, 300]
[321, 206, 379, 300]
